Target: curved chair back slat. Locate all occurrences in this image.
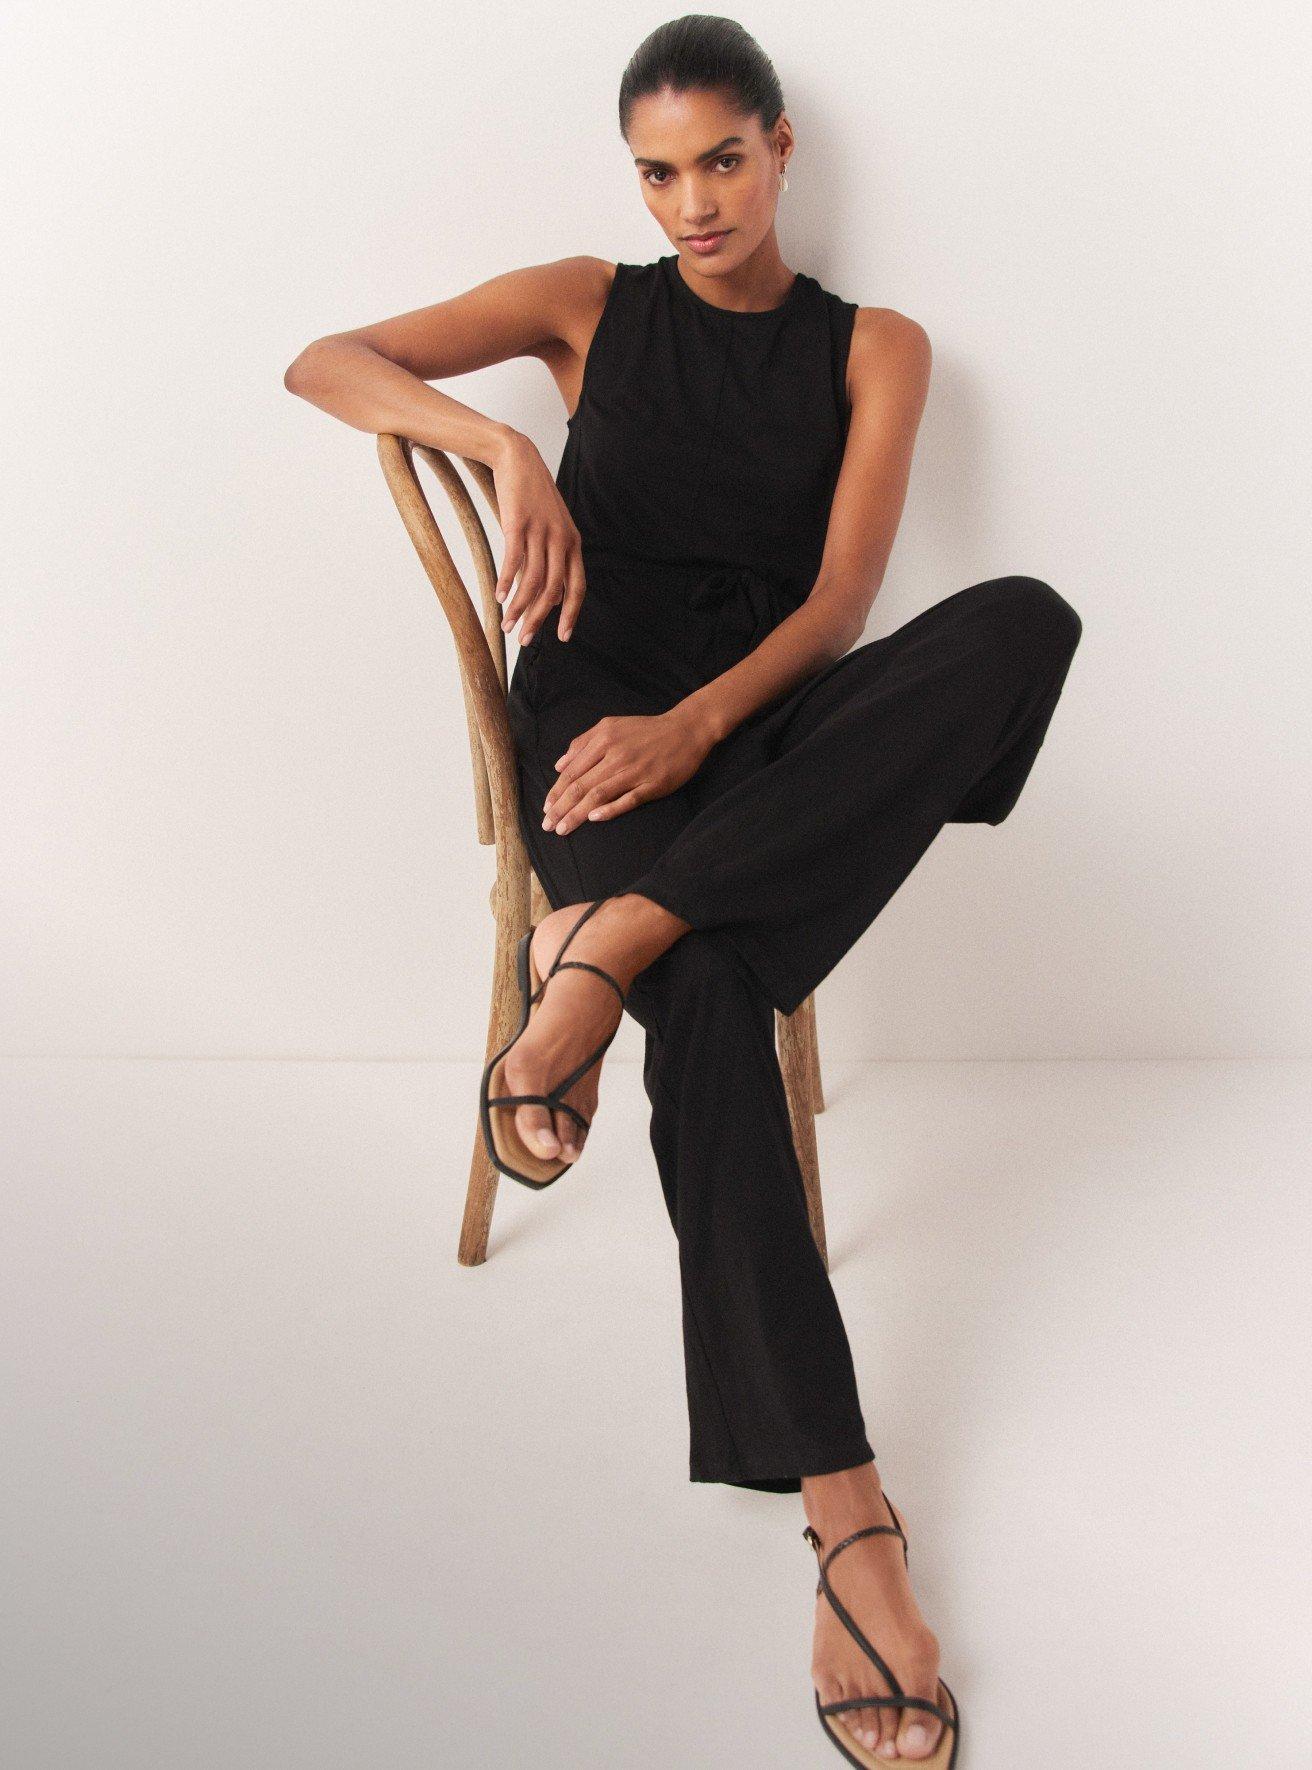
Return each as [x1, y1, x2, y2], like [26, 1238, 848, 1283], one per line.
[375, 434, 522, 871]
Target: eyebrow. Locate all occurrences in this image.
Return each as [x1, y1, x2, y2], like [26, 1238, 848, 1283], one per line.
[632, 135, 747, 170]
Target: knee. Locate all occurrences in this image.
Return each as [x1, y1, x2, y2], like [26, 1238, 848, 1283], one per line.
[641, 929, 769, 1023]
[654, 929, 743, 995]
[987, 575, 1083, 667]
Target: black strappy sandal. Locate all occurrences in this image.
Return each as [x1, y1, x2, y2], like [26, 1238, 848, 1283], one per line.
[479, 899, 627, 1189]
[804, 1492, 961, 1768]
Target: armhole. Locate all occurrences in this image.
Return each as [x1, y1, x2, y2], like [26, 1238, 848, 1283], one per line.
[831, 297, 858, 446]
[568, 262, 626, 426]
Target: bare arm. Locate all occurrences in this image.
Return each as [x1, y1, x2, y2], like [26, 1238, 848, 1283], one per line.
[679, 308, 933, 744]
[283, 256, 615, 638]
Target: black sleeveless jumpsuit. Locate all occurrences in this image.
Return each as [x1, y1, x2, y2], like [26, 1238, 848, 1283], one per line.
[506, 253, 1083, 1493]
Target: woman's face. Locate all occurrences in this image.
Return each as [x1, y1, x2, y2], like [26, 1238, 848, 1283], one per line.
[625, 87, 792, 269]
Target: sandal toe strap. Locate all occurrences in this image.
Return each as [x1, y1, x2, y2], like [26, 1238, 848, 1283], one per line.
[486, 1093, 592, 1133]
[819, 1692, 956, 1728]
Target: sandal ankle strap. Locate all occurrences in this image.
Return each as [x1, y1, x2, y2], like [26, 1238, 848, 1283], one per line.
[804, 1519, 907, 1574]
[537, 899, 628, 1008]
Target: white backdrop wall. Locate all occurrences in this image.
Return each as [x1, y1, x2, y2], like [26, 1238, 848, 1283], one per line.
[5, 0, 1309, 1061]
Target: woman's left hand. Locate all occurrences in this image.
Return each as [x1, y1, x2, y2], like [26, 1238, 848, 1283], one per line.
[543, 708, 716, 835]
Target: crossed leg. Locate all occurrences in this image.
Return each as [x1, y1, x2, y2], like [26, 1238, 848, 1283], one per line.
[509, 573, 1082, 1483]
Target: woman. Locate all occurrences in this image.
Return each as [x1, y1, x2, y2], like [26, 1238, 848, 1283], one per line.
[285, 17, 1081, 1765]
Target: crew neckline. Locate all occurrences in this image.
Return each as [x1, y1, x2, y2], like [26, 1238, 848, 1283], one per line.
[664, 252, 804, 319]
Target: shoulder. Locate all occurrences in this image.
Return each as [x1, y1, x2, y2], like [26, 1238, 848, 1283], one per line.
[538, 254, 619, 328]
[559, 254, 619, 298]
[846, 306, 932, 402]
[508, 256, 619, 369]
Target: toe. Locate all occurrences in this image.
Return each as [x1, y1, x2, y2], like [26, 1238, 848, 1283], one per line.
[825, 1692, 864, 1755]
[555, 1109, 583, 1160]
[516, 1103, 559, 1158]
[850, 1701, 884, 1756]
[839, 1692, 888, 1758]
[893, 1658, 944, 1759]
[896, 1713, 940, 1759]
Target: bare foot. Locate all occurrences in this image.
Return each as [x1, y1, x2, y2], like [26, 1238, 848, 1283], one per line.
[504, 897, 682, 1163]
[804, 1463, 947, 1761]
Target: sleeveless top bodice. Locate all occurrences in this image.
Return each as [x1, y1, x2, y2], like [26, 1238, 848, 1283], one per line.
[509, 252, 858, 717]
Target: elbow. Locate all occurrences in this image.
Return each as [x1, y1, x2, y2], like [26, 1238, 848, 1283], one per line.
[283, 337, 333, 395]
[827, 601, 874, 660]
[838, 618, 866, 660]
[283, 351, 311, 395]
[806, 571, 880, 658]
[839, 582, 884, 654]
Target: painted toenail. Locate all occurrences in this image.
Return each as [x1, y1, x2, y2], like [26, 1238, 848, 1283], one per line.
[877, 1742, 897, 1759]
[904, 1724, 928, 1749]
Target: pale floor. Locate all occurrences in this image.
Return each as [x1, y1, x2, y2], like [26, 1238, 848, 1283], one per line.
[4, 1056, 1309, 1769]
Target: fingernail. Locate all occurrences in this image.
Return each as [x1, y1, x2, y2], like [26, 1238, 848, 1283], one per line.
[542, 816, 553, 830]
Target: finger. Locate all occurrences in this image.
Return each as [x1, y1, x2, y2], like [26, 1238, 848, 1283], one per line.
[541, 533, 569, 632]
[517, 529, 568, 645]
[544, 761, 608, 830]
[552, 774, 628, 836]
[495, 524, 525, 603]
[546, 732, 603, 807]
[558, 549, 587, 642]
[517, 583, 561, 649]
[501, 529, 542, 630]
[582, 788, 642, 823]
[553, 716, 608, 775]
[502, 530, 545, 632]
[553, 735, 580, 773]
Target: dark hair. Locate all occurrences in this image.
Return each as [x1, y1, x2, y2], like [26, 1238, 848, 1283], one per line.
[618, 15, 785, 141]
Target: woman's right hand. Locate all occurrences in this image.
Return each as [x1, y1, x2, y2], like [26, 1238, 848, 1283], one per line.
[492, 433, 587, 645]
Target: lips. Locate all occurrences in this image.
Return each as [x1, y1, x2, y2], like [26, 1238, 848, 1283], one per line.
[685, 230, 727, 244]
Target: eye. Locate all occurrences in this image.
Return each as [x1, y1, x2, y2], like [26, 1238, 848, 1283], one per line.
[641, 155, 742, 187]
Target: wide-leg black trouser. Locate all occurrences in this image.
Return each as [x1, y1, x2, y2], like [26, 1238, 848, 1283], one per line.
[510, 574, 1083, 1492]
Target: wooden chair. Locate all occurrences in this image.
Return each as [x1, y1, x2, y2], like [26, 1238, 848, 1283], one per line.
[375, 433, 831, 1268]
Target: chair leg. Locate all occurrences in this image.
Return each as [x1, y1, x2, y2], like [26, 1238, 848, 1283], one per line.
[458, 878, 532, 1265]
[777, 995, 828, 1272]
[801, 991, 826, 1113]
